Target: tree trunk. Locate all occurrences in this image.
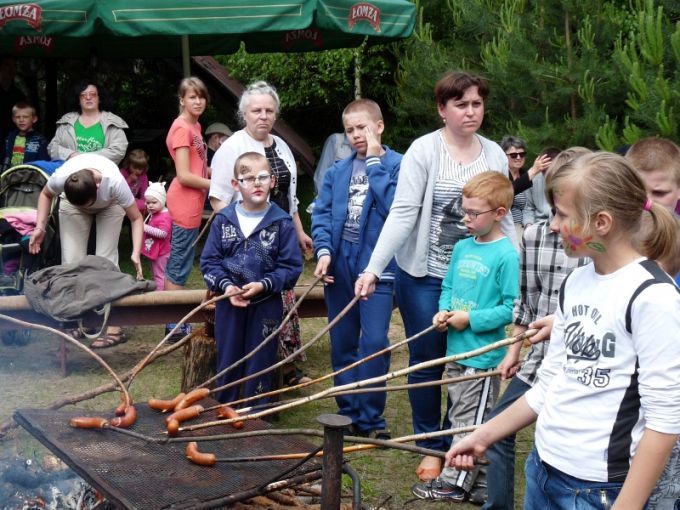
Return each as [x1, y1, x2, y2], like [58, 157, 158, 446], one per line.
[181, 326, 216, 392]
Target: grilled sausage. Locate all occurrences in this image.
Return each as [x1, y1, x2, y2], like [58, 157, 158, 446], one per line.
[174, 388, 210, 411]
[166, 418, 180, 437]
[110, 405, 137, 428]
[114, 396, 132, 416]
[148, 393, 186, 412]
[165, 405, 204, 425]
[217, 405, 245, 429]
[69, 417, 109, 429]
[186, 442, 216, 467]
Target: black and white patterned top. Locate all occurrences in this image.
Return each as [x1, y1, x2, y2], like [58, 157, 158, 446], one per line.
[427, 133, 490, 278]
[264, 140, 291, 213]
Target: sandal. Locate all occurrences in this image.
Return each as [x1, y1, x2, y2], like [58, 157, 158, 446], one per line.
[285, 367, 312, 386]
[90, 331, 128, 349]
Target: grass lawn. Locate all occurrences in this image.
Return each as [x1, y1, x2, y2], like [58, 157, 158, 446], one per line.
[0, 174, 534, 508]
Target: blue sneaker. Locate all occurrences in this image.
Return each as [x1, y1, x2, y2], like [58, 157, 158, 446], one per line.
[411, 477, 468, 502]
[165, 323, 191, 344]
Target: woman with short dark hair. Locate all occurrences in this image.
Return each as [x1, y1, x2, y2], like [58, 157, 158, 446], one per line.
[355, 70, 517, 496]
[48, 80, 128, 164]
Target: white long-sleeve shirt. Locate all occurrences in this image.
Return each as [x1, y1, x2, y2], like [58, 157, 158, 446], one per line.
[526, 258, 680, 482]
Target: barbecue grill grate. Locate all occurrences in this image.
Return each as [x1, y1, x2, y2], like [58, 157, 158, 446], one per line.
[14, 402, 322, 509]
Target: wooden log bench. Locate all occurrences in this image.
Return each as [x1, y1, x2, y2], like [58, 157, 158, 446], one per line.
[0, 285, 326, 330]
[0, 286, 327, 377]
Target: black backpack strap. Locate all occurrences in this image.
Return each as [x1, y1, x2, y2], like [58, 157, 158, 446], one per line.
[558, 271, 572, 314]
[625, 259, 680, 334]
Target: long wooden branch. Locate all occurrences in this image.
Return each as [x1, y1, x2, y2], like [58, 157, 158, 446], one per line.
[230, 368, 505, 415]
[208, 295, 360, 396]
[219, 324, 437, 409]
[0, 332, 191, 437]
[125, 289, 244, 389]
[0, 314, 130, 406]
[183, 329, 536, 432]
[197, 276, 323, 390]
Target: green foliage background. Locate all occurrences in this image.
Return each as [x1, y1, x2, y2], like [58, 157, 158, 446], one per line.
[217, 0, 680, 159]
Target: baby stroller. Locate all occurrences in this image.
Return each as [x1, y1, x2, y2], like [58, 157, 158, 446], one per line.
[0, 162, 59, 345]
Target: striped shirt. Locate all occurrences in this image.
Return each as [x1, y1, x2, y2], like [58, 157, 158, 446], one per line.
[427, 133, 490, 278]
[514, 221, 588, 386]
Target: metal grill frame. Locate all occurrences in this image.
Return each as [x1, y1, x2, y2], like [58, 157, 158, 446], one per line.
[14, 403, 322, 509]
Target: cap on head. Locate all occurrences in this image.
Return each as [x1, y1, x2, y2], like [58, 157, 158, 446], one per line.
[205, 122, 233, 137]
[144, 181, 167, 208]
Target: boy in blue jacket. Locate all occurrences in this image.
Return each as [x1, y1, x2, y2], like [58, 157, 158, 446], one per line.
[200, 152, 303, 404]
[2, 101, 49, 171]
[312, 99, 401, 438]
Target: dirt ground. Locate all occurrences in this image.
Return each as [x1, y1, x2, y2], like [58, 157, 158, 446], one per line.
[0, 309, 531, 509]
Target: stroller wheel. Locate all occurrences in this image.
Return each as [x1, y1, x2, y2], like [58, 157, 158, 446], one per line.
[1, 329, 30, 346]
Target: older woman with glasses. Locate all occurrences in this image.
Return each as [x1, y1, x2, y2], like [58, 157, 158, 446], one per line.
[500, 136, 552, 236]
[209, 80, 312, 385]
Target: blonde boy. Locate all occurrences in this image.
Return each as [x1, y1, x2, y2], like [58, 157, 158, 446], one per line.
[200, 152, 302, 404]
[412, 171, 519, 503]
[311, 99, 402, 437]
[2, 101, 48, 170]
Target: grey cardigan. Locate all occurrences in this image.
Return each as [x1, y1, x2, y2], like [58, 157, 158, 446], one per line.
[364, 130, 517, 278]
[48, 111, 129, 165]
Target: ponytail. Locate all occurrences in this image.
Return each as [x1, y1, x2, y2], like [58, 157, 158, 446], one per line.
[638, 201, 679, 265]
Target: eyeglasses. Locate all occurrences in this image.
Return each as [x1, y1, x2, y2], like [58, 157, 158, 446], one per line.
[79, 91, 98, 99]
[462, 207, 499, 220]
[236, 174, 272, 187]
[506, 152, 526, 159]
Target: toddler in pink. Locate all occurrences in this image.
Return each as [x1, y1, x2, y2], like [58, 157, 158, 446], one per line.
[142, 182, 172, 290]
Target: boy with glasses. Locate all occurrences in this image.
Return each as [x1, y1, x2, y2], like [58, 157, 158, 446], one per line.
[200, 152, 302, 405]
[412, 171, 519, 504]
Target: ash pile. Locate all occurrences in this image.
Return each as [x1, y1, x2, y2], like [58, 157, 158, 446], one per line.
[0, 454, 114, 510]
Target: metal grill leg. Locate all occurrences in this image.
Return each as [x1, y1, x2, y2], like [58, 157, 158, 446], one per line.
[317, 414, 352, 510]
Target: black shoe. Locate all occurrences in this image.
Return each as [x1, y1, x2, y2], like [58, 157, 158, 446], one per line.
[366, 428, 391, 440]
[411, 478, 468, 502]
[469, 485, 487, 505]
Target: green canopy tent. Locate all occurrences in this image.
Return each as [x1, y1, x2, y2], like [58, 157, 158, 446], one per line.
[0, 1, 415, 169]
[0, 0, 416, 61]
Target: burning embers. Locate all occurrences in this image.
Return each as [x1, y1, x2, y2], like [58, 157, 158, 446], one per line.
[0, 454, 112, 510]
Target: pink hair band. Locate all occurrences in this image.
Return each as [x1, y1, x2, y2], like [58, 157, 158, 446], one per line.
[643, 198, 653, 211]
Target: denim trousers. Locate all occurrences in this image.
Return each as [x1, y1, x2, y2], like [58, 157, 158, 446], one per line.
[524, 447, 633, 510]
[482, 377, 533, 510]
[325, 239, 392, 432]
[395, 268, 451, 451]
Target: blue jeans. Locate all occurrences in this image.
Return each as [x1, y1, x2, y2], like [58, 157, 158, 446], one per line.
[325, 240, 392, 432]
[165, 224, 198, 286]
[524, 447, 634, 510]
[482, 377, 532, 510]
[395, 268, 451, 451]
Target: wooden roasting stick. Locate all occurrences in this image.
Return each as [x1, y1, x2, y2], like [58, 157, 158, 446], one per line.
[126, 288, 245, 389]
[197, 275, 323, 391]
[191, 211, 215, 248]
[181, 329, 537, 433]
[184, 425, 482, 466]
[221, 324, 439, 409]
[0, 314, 131, 408]
[205, 295, 361, 399]
[0, 328, 193, 437]
[231, 368, 508, 415]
